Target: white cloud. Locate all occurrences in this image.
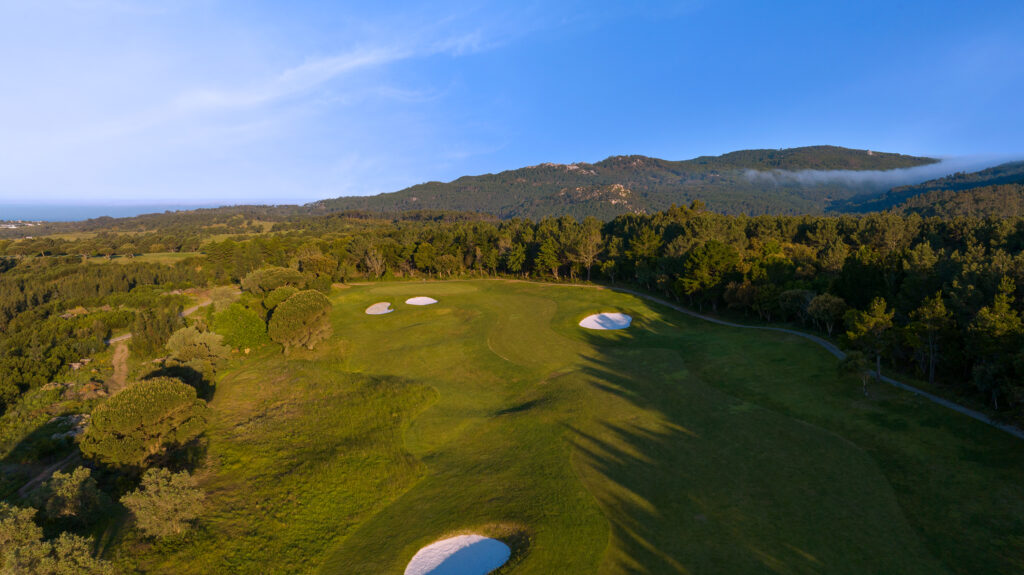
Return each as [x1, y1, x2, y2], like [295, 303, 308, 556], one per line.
[175, 47, 411, 111]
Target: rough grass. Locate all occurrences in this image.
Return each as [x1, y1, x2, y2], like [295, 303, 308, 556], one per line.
[122, 280, 1024, 574]
[86, 252, 203, 265]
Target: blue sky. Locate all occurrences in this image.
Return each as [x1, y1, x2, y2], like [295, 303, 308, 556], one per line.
[1, 0, 1022, 206]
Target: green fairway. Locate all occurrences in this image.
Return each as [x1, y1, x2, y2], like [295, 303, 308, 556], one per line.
[125, 280, 1024, 574]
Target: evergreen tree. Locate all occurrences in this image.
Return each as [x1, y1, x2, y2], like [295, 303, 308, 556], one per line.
[80, 377, 209, 468]
[908, 292, 952, 385]
[968, 278, 1023, 409]
[267, 290, 333, 352]
[845, 297, 894, 379]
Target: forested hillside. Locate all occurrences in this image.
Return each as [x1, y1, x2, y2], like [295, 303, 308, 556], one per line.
[0, 146, 950, 240]
[893, 183, 1024, 218]
[846, 160, 1024, 213]
[316, 146, 937, 218]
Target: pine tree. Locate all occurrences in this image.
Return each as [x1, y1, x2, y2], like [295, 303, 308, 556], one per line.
[844, 297, 894, 379]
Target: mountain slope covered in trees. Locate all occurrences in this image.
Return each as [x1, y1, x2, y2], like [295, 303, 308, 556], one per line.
[892, 183, 1024, 218]
[848, 160, 1024, 213]
[316, 146, 937, 218]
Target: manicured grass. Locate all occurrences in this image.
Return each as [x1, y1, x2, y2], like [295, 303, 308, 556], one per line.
[123, 280, 1024, 574]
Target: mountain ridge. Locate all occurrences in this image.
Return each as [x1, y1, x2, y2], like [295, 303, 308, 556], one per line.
[316, 146, 939, 219]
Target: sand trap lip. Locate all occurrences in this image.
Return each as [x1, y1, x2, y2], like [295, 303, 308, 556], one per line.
[579, 312, 632, 330]
[404, 535, 510, 575]
[365, 302, 394, 315]
[405, 296, 438, 306]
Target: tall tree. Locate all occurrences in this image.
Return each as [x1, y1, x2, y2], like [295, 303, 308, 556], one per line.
[807, 294, 847, 336]
[536, 238, 561, 280]
[845, 297, 894, 379]
[574, 217, 604, 281]
[908, 292, 952, 385]
[840, 350, 873, 396]
[675, 240, 739, 310]
[968, 277, 1023, 409]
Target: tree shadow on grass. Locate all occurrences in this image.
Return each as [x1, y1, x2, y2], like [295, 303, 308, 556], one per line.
[145, 364, 215, 401]
[566, 329, 943, 575]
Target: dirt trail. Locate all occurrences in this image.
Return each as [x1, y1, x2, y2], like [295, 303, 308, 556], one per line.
[107, 341, 130, 394]
[17, 452, 81, 498]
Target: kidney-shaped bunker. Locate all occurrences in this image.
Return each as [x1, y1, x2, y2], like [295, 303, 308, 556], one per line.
[404, 535, 510, 575]
[365, 302, 394, 315]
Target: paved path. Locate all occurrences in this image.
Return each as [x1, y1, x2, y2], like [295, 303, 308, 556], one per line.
[598, 284, 1024, 441]
[456, 278, 1024, 441]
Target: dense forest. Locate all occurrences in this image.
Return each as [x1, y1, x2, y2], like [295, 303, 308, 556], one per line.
[892, 183, 1024, 218]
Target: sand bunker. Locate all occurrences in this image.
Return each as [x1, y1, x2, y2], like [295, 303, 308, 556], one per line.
[404, 535, 510, 575]
[365, 302, 394, 315]
[579, 312, 632, 330]
[405, 296, 438, 306]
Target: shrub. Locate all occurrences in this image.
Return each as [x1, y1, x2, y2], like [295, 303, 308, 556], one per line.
[121, 468, 205, 538]
[0, 503, 112, 574]
[33, 467, 103, 525]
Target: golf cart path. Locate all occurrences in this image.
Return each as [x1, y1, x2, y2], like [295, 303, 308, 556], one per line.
[465, 278, 1024, 441]
[602, 284, 1024, 441]
[342, 279, 1024, 440]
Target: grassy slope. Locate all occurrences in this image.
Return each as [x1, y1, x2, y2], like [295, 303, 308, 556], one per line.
[128, 280, 1024, 574]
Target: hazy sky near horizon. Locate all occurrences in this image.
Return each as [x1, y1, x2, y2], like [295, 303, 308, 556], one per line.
[1, 0, 1023, 206]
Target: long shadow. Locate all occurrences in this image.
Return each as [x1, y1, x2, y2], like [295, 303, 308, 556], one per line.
[566, 326, 943, 575]
[566, 337, 706, 574]
[145, 364, 215, 401]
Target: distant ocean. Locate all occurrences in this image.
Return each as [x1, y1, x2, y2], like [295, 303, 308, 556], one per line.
[0, 204, 221, 222]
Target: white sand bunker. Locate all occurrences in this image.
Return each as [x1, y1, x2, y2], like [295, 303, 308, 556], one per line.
[579, 312, 633, 330]
[365, 302, 394, 315]
[405, 535, 511, 575]
[405, 296, 438, 306]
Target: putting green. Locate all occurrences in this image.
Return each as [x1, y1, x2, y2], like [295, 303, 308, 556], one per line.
[129, 280, 1024, 575]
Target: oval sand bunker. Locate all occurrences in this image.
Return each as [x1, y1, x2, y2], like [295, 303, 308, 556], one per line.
[405, 296, 438, 306]
[405, 535, 510, 575]
[365, 302, 394, 315]
[579, 312, 632, 330]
